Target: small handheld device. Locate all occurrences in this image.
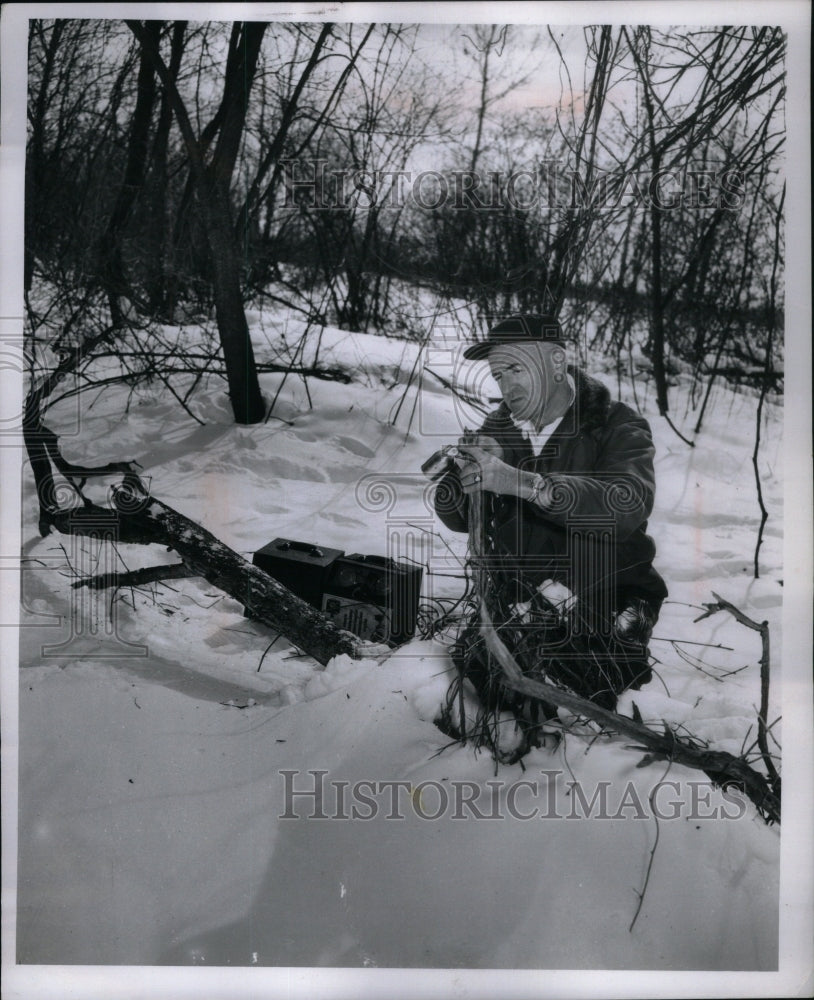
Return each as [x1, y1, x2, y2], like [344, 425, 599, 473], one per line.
[421, 427, 476, 481]
[421, 446, 457, 481]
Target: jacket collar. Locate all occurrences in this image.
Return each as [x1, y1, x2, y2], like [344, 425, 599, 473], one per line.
[561, 365, 612, 434]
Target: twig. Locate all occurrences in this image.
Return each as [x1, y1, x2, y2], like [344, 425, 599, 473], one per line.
[629, 760, 672, 932]
[257, 633, 282, 672]
[741, 715, 782, 760]
[72, 562, 197, 589]
[652, 636, 734, 651]
[662, 412, 695, 448]
[694, 592, 780, 800]
[671, 641, 726, 681]
[423, 366, 490, 415]
[753, 183, 784, 577]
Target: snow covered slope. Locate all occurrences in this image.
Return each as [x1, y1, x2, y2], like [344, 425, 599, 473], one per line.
[15, 313, 784, 971]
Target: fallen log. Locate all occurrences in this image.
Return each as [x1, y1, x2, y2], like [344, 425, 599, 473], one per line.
[45, 486, 386, 667]
[25, 327, 382, 669]
[480, 619, 780, 824]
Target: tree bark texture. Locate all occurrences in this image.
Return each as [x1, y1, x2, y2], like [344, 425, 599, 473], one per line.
[46, 490, 366, 667]
[127, 19, 267, 424]
[99, 20, 160, 323]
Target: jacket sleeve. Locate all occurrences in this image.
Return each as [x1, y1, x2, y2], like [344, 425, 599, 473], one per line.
[532, 407, 657, 540]
[433, 466, 469, 533]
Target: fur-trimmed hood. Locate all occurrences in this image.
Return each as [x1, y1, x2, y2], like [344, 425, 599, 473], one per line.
[567, 365, 611, 433]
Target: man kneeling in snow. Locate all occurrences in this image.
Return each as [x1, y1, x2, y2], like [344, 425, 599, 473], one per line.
[428, 315, 667, 755]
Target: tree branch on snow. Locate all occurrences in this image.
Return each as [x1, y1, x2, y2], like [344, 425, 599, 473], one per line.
[694, 592, 781, 803]
[71, 562, 197, 590]
[25, 362, 387, 667]
[480, 605, 780, 824]
[464, 471, 780, 825]
[41, 483, 387, 668]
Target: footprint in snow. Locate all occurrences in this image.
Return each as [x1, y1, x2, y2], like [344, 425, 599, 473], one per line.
[332, 436, 376, 458]
[323, 511, 367, 528]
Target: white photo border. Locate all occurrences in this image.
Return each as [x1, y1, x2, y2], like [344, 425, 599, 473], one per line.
[1, 3, 811, 998]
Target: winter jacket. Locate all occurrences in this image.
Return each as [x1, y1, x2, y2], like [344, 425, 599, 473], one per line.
[434, 367, 668, 612]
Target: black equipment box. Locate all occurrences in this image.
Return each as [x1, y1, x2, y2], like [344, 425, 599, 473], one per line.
[252, 538, 344, 608]
[249, 538, 422, 647]
[321, 554, 423, 647]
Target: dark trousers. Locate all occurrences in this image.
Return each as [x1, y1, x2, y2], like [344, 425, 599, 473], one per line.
[451, 596, 656, 718]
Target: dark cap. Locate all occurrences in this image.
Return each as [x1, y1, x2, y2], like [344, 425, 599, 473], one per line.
[462, 314, 564, 361]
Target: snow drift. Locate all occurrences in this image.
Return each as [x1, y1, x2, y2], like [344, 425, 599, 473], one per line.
[15, 312, 782, 969]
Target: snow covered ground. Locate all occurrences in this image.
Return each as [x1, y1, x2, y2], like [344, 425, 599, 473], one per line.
[7, 305, 799, 986]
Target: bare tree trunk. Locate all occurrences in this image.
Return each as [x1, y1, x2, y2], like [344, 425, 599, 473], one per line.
[625, 29, 673, 423]
[199, 184, 266, 423]
[237, 23, 337, 228]
[99, 22, 160, 324]
[648, 154, 669, 416]
[25, 19, 66, 292]
[752, 183, 784, 577]
[127, 19, 267, 425]
[146, 20, 187, 316]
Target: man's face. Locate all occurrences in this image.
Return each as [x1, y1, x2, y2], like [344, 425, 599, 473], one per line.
[488, 342, 565, 425]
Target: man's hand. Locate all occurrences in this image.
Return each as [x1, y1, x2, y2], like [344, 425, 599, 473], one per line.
[455, 435, 520, 497]
[459, 433, 504, 459]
